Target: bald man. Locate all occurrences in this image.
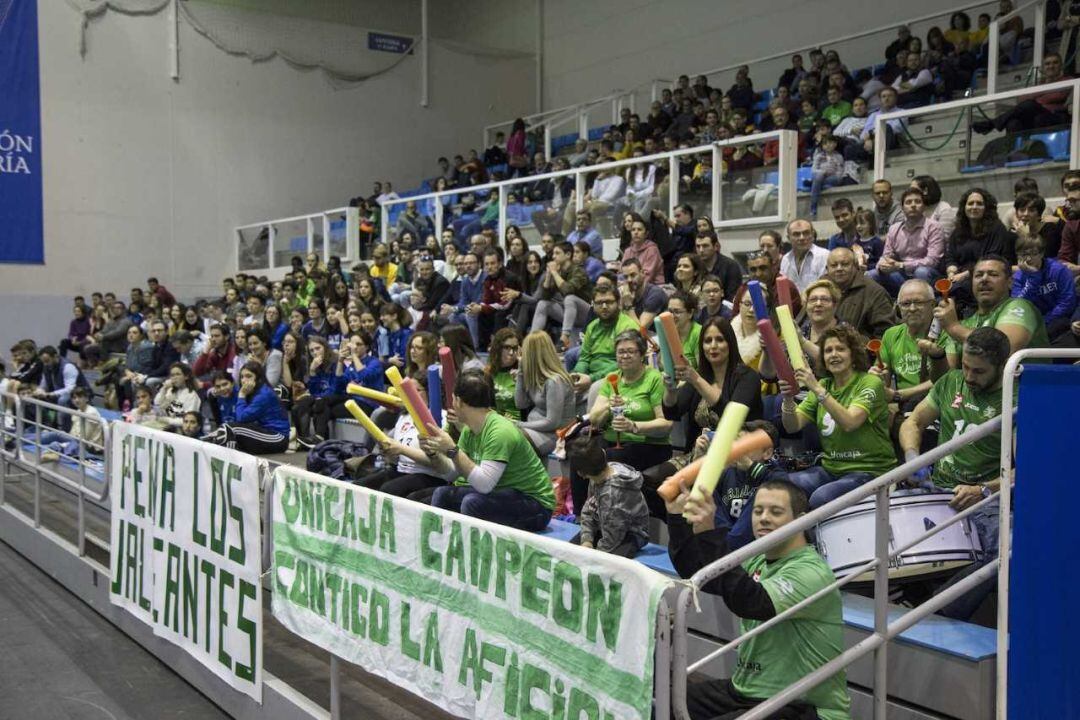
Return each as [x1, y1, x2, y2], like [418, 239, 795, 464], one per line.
[826, 247, 897, 339]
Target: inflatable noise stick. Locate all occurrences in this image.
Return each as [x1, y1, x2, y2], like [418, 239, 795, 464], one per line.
[345, 383, 403, 409]
[401, 378, 437, 438]
[658, 311, 686, 368]
[438, 346, 456, 408]
[934, 278, 952, 300]
[685, 402, 751, 512]
[427, 364, 443, 427]
[654, 316, 676, 380]
[607, 373, 623, 449]
[385, 366, 430, 437]
[775, 304, 806, 372]
[343, 400, 390, 446]
[866, 338, 884, 370]
[776, 275, 793, 308]
[757, 319, 799, 396]
[746, 280, 770, 322]
[656, 428, 774, 503]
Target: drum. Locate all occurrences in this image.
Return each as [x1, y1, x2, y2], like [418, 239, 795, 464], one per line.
[816, 491, 983, 582]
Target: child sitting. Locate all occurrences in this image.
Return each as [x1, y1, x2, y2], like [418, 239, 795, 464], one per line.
[207, 371, 238, 429]
[566, 433, 650, 557]
[851, 208, 885, 271]
[178, 411, 204, 439]
[706, 420, 786, 550]
[39, 387, 104, 462]
[124, 384, 165, 428]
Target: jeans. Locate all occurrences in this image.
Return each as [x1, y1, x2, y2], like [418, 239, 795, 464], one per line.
[431, 486, 552, 532]
[787, 465, 875, 509]
[933, 491, 1001, 621]
[809, 172, 845, 216]
[531, 295, 591, 339]
[866, 264, 939, 297]
[449, 311, 481, 348]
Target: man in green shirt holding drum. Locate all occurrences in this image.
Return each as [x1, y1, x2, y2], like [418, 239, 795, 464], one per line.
[900, 326, 1011, 620]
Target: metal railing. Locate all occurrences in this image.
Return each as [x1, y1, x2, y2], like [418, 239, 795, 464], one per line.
[0, 392, 112, 557]
[378, 129, 798, 251]
[988, 0, 1047, 95]
[670, 413, 1005, 719]
[234, 206, 359, 275]
[872, 76, 1080, 178]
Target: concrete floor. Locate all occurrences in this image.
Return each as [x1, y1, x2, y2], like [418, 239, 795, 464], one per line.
[0, 539, 229, 720]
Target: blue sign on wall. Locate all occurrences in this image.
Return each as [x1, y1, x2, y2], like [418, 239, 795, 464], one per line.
[0, 0, 44, 264]
[367, 31, 414, 55]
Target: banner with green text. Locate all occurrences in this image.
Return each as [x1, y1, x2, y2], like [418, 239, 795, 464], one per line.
[270, 466, 673, 719]
[109, 423, 263, 701]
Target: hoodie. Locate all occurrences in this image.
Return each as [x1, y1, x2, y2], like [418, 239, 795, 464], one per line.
[713, 460, 789, 550]
[578, 462, 650, 553]
[1011, 257, 1077, 324]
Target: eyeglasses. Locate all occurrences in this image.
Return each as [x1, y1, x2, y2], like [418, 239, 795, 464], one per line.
[615, 349, 641, 357]
[502, 345, 520, 352]
[1064, 183, 1080, 192]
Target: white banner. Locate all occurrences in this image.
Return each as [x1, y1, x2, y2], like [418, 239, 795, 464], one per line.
[109, 423, 263, 701]
[270, 466, 673, 719]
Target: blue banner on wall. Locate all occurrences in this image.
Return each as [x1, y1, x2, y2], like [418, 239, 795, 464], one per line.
[0, 0, 44, 264]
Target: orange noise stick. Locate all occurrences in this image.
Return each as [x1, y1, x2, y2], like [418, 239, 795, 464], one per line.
[934, 278, 952, 300]
[866, 338, 884, 370]
[656, 429, 774, 502]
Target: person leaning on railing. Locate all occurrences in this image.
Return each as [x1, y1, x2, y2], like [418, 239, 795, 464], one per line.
[667, 479, 852, 720]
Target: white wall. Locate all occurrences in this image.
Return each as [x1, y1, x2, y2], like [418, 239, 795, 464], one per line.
[541, 0, 1000, 111]
[0, 1, 534, 354]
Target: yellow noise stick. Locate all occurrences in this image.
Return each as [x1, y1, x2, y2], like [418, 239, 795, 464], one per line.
[776, 304, 806, 372]
[343, 400, 390, 445]
[385, 366, 429, 437]
[685, 401, 750, 515]
[345, 383, 403, 409]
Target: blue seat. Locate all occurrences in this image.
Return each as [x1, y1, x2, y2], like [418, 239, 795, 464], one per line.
[288, 235, 306, 252]
[761, 170, 780, 186]
[960, 164, 991, 174]
[1004, 158, 1048, 168]
[797, 165, 813, 190]
[551, 132, 578, 153]
[587, 126, 606, 142]
[486, 163, 508, 177]
[1029, 130, 1070, 162]
[539, 518, 677, 575]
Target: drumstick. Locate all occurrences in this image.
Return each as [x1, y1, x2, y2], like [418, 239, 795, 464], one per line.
[747, 280, 770, 322]
[386, 366, 430, 437]
[656, 429, 773, 502]
[653, 316, 676, 380]
[757, 319, 799, 396]
[685, 403, 751, 512]
[426, 364, 442, 427]
[439, 346, 456, 408]
[343, 400, 390, 445]
[776, 304, 806, 371]
[659, 311, 686, 368]
[345, 383, 403, 409]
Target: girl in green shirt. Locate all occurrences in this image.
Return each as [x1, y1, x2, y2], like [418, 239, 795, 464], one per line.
[486, 327, 522, 421]
[780, 325, 896, 509]
[668, 290, 703, 371]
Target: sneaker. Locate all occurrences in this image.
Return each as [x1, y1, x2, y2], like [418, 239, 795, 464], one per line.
[297, 434, 324, 450]
[40, 451, 60, 463]
[287, 440, 299, 453]
[2, 415, 14, 432]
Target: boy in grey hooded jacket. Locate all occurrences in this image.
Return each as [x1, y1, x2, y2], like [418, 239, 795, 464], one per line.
[567, 434, 650, 557]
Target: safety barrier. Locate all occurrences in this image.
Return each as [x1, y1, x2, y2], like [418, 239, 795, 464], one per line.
[987, 0, 1047, 96]
[235, 206, 360, 275]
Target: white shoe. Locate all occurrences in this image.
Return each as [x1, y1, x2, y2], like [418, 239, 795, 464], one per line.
[2, 415, 14, 431]
[287, 440, 299, 453]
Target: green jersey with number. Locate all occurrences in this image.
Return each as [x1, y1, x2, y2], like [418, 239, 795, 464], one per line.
[492, 371, 521, 421]
[797, 372, 896, 476]
[455, 412, 555, 509]
[926, 369, 1008, 488]
[879, 323, 927, 390]
[939, 297, 1048, 363]
[733, 546, 851, 719]
[598, 366, 668, 446]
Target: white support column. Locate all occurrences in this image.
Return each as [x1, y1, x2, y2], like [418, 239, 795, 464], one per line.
[987, 23, 1000, 95]
[777, 130, 798, 223]
[651, 81, 659, 102]
[611, 97, 618, 125]
[1034, 1, 1046, 73]
[420, 0, 429, 108]
[535, 0, 544, 113]
[234, 230, 242, 273]
[380, 205, 389, 246]
[168, 0, 179, 80]
[711, 145, 722, 225]
[872, 116, 887, 181]
[544, 123, 552, 161]
[668, 156, 679, 220]
[575, 171, 585, 212]
[498, 186, 508, 243]
[433, 197, 444, 247]
[322, 214, 331, 263]
[268, 224, 277, 270]
[306, 216, 314, 255]
[579, 110, 588, 142]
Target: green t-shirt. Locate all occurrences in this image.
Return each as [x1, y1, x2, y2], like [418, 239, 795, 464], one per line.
[454, 412, 555, 509]
[733, 546, 851, 719]
[682, 322, 702, 371]
[879, 323, 926, 390]
[797, 372, 896, 476]
[821, 101, 852, 127]
[939, 297, 1048, 363]
[598, 366, 668, 446]
[926, 369, 1009, 489]
[492, 371, 521, 421]
[574, 312, 640, 381]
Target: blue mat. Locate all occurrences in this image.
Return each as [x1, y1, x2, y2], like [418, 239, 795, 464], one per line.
[540, 518, 677, 576]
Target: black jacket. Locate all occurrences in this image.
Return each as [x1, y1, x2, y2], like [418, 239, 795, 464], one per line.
[943, 219, 1018, 273]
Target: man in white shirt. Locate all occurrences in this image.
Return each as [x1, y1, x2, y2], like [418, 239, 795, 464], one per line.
[779, 218, 830, 294]
[376, 181, 401, 205]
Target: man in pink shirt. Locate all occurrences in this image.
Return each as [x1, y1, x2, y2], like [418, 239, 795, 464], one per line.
[869, 187, 943, 296]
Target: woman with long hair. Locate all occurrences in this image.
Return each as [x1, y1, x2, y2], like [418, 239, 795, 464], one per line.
[325, 273, 352, 308]
[507, 118, 529, 178]
[504, 250, 544, 330]
[440, 324, 484, 373]
[910, 175, 956, 239]
[667, 291, 703, 370]
[505, 233, 529, 282]
[943, 187, 1017, 311]
[202, 361, 290, 454]
[355, 277, 384, 316]
[153, 362, 202, 430]
[289, 335, 339, 448]
[263, 304, 287, 350]
[781, 325, 895, 508]
[641, 317, 762, 517]
[515, 331, 576, 455]
[487, 328, 522, 421]
[673, 252, 705, 299]
[621, 212, 665, 285]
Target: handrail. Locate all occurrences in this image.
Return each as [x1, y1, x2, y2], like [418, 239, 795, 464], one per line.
[988, 0, 1046, 94]
[671, 411, 1005, 719]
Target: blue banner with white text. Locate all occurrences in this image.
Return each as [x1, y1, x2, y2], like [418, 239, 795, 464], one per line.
[0, 0, 44, 264]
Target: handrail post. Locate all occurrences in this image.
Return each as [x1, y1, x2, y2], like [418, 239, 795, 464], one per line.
[777, 129, 798, 223]
[497, 186, 508, 246]
[988, 23, 1000, 95]
[33, 403, 41, 527]
[578, 108, 588, 141]
[1072, 87, 1080, 170]
[651, 80, 659, 102]
[872, 114, 886, 181]
[267, 224, 276, 270]
[544, 123, 552, 161]
[380, 203, 389, 246]
[668, 155, 679, 221]
[575, 171, 585, 213]
[77, 426, 86, 557]
[1034, 1, 1046, 72]
[872, 484, 890, 718]
[711, 144, 722, 225]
